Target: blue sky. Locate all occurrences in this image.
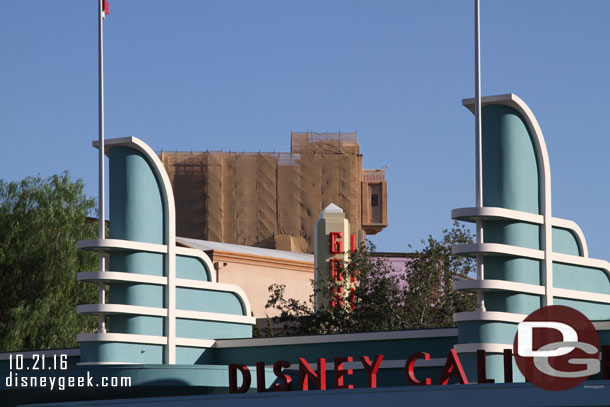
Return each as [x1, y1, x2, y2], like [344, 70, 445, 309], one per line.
[1, 1, 609, 259]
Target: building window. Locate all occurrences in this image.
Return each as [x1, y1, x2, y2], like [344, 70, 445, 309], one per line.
[371, 194, 379, 207]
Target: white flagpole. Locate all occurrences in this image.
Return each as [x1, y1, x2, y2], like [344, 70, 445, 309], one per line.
[475, 0, 485, 311]
[97, 0, 106, 333]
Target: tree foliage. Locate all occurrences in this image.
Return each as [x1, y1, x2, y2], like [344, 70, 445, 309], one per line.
[0, 173, 98, 351]
[266, 222, 476, 336]
[405, 224, 477, 328]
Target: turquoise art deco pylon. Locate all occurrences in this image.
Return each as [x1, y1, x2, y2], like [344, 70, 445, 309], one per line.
[76, 137, 254, 365]
[451, 93, 610, 382]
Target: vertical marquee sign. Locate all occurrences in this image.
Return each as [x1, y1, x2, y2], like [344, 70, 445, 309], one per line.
[314, 204, 356, 311]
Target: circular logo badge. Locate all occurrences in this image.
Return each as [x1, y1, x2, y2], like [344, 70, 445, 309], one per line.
[513, 305, 600, 391]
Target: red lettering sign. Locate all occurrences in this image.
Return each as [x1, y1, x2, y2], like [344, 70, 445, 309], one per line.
[228, 364, 251, 393]
[477, 350, 494, 384]
[256, 362, 266, 392]
[329, 259, 343, 281]
[299, 358, 326, 391]
[360, 355, 384, 388]
[438, 349, 469, 385]
[405, 352, 431, 386]
[329, 232, 343, 254]
[227, 348, 526, 394]
[334, 357, 354, 389]
[273, 360, 293, 391]
[503, 349, 513, 383]
[329, 286, 343, 308]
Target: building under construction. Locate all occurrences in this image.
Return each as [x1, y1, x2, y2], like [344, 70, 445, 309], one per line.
[160, 131, 387, 253]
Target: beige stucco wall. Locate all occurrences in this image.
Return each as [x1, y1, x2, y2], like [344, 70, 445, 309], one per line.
[213, 255, 314, 319]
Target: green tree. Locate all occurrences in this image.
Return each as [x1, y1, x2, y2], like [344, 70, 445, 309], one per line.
[403, 223, 476, 328]
[0, 173, 99, 351]
[265, 222, 476, 336]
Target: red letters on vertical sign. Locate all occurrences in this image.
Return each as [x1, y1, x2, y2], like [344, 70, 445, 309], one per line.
[328, 233, 357, 309]
[328, 232, 343, 308]
[299, 358, 326, 391]
[329, 286, 344, 308]
[348, 236, 356, 310]
[329, 232, 358, 254]
[329, 259, 343, 281]
[329, 232, 343, 254]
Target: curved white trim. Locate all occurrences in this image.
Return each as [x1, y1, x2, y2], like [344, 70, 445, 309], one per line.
[552, 254, 610, 301]
[174, 338, 216, 348]
[77, 238, 167, 254]
[451, 208, 589, 261]
[552, 217, 589, 258]
[553, 288, 610, 304]
[78, 271, 167, 285]
[552, 253, 610, 274]
[77, 334, 218, 349]
[77, 304, 167, 317]
[451, 207, 543, 225]
[452, 243, 544, 260]
[453, 279, 545, 295]
[175, 309, 255, 324]
[214, 328, 458, 348]
[77, 332, 167, 345]
[175, 246, 216, 283]
[454, 343, 512, 354]
[77, 273, 252, 317]
[454, 311, 526, 323]
[78, 303, 255, 325]
[462, 94, 553, 306]
[502, 95, 554, 306]
[98, 137, 178, 364]
[593, 322, 610, 330]
[175, 279, 252, 317]
[454, 279, 610, 307]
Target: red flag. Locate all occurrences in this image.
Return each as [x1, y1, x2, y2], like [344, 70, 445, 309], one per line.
[102, 0, 109, 16]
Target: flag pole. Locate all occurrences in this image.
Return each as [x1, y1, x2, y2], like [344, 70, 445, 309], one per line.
[97, 0, 106, 333]
[474, 0, 485, 311]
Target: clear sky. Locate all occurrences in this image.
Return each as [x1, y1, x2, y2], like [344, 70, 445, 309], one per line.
[1, 1, 609, 259]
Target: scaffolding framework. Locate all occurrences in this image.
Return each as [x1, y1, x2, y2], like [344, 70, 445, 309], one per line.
[160, 132, 386, 253]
